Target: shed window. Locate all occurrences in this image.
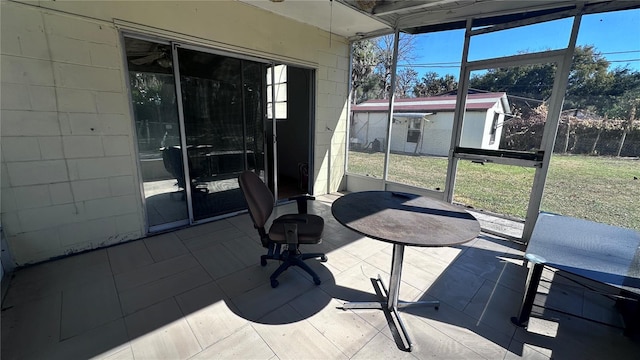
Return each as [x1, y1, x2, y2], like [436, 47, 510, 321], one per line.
[267, 64, 287, 120]
[407, 118, 421, 143]
[489, 113, 499, 144]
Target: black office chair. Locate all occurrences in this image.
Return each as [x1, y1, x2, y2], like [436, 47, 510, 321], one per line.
[162, 147, 207, 198]
[238, 170, 327, 288]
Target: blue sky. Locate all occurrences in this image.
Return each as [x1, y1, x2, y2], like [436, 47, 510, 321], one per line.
[400, 8, 640, 79]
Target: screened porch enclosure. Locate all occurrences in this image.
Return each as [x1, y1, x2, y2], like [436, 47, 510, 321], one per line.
[346, 6, 640, 240]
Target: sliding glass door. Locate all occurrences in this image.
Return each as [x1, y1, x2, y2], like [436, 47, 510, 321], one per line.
[176, 48, 265, 220]
[125, 37, 189, 229]
[126, 35, 315, 232]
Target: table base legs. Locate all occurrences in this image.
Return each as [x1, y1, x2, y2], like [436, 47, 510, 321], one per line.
[341, 274, 439, 352]
[511, 261, 544, 328]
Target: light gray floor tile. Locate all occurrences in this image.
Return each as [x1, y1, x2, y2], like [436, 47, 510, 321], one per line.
[3, 251, 112, 307]
[253, 304, 347, 360]
[119, 266, 212, 315]
[340, 237, 392, 261]
[143, 232, 189, 262]
[406, 300, 512, 359]
[1, 294, 62, 360]
[107, 241, 154, 275]
[321, 260, 422, 331]
[191, 242, 247, 280]
[412, 245, 466, 268]
[462, 280, 522, 337]
[182, 226, 246, 251]
[190, 324, 274, 359]
[289, 287, 379, 358]
[221, 235, 270, 268]
[454, 246, 520, 283]
[125, 298, 201, 359]
[426, 262, 486, 311]
[318, 244, 362, 274]
[175, 282, 248, 348]
[60, 277, 122, 339]
[175, 219, 234, 241]
[581, 290, 624, 326]
[534, 281, 585, 317]
[93, 343, 135, 360]
[351, 332, 419, 360]
[31, 319, 129, 360]
[113, 254, 201, 292]
[3, 201, 639, 360]
[319, 260, 387, 304]
[504, 340, 551, 360]
[364, 250, 439, 295]
[216, 263, 280, 299]
[230, 272, 316, 321]
[514, 309, 640, 360]
[465, 234, 524, 255]
[390, 312, 492, 359]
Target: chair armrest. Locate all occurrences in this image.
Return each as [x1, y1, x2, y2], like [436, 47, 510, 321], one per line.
[289, 195, 315, 214]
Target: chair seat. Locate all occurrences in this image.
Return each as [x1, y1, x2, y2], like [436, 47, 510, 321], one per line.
[269, 214, 324, 244]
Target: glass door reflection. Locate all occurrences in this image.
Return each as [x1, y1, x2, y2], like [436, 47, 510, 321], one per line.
[125, 37, 189, 229]
[177, 48, 265, 220]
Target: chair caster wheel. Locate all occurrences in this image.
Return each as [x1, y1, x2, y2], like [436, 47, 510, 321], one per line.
[313, 277, 321, 285]
[435, 306, 439, 311]
[271, 279, 279, 288]
[320, 255, 328, 262]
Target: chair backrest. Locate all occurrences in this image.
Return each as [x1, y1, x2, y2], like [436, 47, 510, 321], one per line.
[162, 147, 186, 188]
[238, 171, 274, 228]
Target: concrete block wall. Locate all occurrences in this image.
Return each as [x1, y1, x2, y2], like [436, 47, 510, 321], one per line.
[314, 41, 350, 195]
[1, 2, 142, 265]
[1, 1, 350, 265]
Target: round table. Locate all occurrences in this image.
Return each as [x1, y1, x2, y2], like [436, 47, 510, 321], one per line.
[331, 191, 480, 351]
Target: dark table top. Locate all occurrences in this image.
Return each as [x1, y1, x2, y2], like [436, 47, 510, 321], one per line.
[526, 212, 640, 294]
[331, 191, 480, 247]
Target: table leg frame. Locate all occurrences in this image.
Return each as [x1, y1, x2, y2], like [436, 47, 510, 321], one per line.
[341, 244, 440, 351]
[512, 261, 544, 327]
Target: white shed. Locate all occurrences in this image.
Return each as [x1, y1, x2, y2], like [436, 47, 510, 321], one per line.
[351, 92, 511, 156]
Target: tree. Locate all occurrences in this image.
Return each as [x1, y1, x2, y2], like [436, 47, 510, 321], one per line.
[604, 68, 640, 120]
[375, 34, 416, 99]
[351, 39, 378, 104]
[469, 62, 556, 101]
[413, 72, 458, 97]
[564, 45, 614, 113]
[355, 72, 384, 103]
[395, 68, 418, 98]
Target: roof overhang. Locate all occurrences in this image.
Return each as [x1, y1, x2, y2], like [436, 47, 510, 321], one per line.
[393, 112, 433, 119]
[237, 1, 640, 40]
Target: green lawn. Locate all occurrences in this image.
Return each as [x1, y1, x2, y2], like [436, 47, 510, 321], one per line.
[348, 151, 640, 230]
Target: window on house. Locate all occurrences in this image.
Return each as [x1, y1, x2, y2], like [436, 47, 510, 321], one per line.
[267, 64, 287, 120]
[407, 118, 421, 143]
[489, 113, 499, 144]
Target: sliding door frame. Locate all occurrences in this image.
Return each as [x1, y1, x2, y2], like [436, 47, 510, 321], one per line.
[122, 30, 317, 232]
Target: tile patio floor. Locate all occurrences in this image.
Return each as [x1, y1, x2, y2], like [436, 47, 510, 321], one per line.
[2, 193, 638, 359]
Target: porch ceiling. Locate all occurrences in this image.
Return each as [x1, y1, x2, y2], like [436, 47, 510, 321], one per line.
[238, 0, 640, 39]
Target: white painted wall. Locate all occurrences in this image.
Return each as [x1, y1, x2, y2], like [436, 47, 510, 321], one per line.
[459, 112, 490, 149]
[0, 1, 349, 265]
[352, 110, 499, 156]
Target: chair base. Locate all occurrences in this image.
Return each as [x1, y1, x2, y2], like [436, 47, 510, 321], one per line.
[261, 246, 327, 288]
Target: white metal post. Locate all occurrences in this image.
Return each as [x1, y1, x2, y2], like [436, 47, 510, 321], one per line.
[444, 18, 473, 203]
[382, 28, 400, 189]
[522, 13, 583, 243]
[171, 43, 195, 224]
